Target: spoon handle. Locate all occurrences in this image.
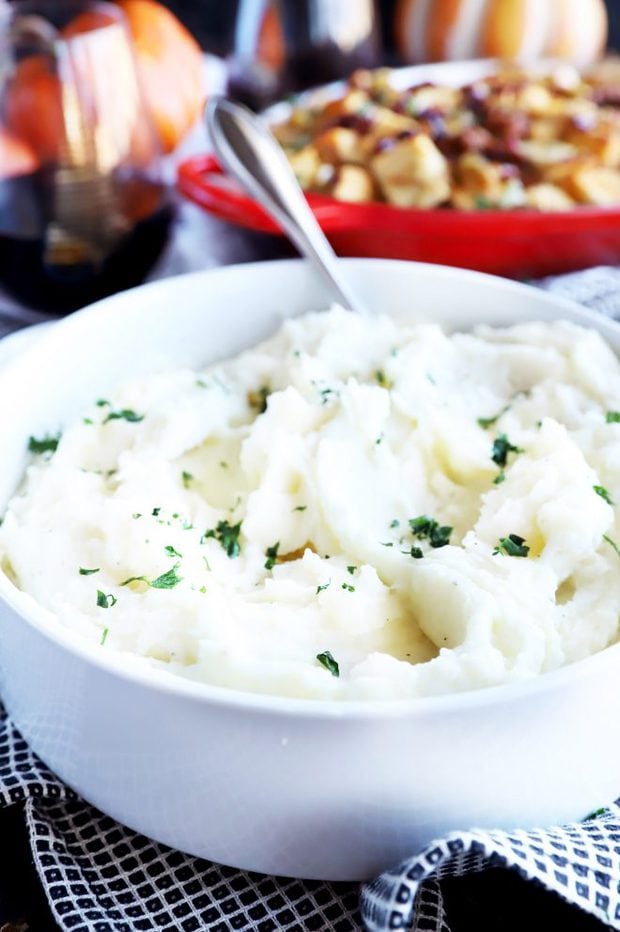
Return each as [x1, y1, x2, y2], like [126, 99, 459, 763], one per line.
[205, 97, 368, 316]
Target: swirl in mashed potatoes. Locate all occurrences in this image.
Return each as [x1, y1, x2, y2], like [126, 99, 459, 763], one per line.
[1, 307, 619, 700]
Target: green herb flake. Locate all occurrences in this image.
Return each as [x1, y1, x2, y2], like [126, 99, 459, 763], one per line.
[408, 546, 424, 559]
[164, 545, 183, 559]
[219, 461, 228, 469]
[28, 434, 60, 455]
[79, 567, 100, 576]
[493, 534, 530, 558]
[409, 515, 452, 549]
[375, 370, 393, 389]
[202, 520, 242, 558]
[100, 627, 109, 646]
[594, 485, 614, 506]
[247, 385, 270, 414]
[264, 542, 280, 571]
[96, 590, 117, 608]
[584, 807, 607, 821]
[316, 580, 331, 594]
[346, 565, 357, 575]
[152, 507, 161, 517]
[493, 470, 506, 486]
[181, 471, 193, 489]
[96, 399, 110, 408]
[150, 563, 183, 590]
[606, 411, 620, 423]
[316, 651, 339, 677]
[83, 417, 93, 426]
[341, 582, 355, 592]
[132, 513, 142, 520]
[390, 519, 400, 528]
[293, 505, 307, 512]
[477, 405, 509, 430]
[103, 408, 144, 425]
[120, 575, 149, 587]
[604, 534, 620, 558]
[491, 433, 523, 468]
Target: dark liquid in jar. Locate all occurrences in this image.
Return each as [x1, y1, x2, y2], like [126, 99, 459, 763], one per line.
[0, 171, 173, 313]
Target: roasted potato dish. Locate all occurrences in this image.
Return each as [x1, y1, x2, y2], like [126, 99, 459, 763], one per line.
[272, 63, 620, 211]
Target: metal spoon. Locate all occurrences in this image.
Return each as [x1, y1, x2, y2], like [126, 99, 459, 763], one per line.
[205, 96, 368, 315]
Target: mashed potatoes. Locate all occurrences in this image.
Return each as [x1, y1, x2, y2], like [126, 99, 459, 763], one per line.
[1, 307, 619, 700]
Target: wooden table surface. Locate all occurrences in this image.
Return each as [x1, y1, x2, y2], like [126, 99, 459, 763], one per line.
[0, 199, 614, 932]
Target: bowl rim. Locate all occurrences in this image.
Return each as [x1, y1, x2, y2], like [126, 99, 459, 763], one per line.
[1, 256, 620, 721]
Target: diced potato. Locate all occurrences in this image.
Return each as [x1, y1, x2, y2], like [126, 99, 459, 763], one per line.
[313, 127, 368, 165]
[456, 152, 504, 197]
[566, 122, 620, 168]
[315, 90, 371, 131]
[528, 117, 567, 143]
[288, 146, 321, 188]
[524, 183, 576, 211]
[405, 86, 461, 116]
[371, 106, 417, 135]
[562, 166, 620, 205]
[452, 158, 525, 209]
[516, 140, 580, 165]
[329, 165, 375, 203]
[516, 84, 554, 115]
[371, 135, 450, 208]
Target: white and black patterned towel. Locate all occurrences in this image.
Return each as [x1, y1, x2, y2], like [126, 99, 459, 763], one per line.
[1, 264, 620, 932]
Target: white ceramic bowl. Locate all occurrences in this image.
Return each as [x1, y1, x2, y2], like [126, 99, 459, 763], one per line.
[1, 259, 620, 882]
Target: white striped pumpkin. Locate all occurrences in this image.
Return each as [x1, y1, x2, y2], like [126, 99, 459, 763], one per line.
[395, 0, 608, 67]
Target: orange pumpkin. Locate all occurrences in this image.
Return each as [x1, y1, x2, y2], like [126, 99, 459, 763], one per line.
[116, 0, 204, 154]
[0, 126, 38, 178]
[395, 0, 608, 66]
[4, 55, 64, 162]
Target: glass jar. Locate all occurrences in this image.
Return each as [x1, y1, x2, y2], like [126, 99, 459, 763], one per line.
[227, 0, 381, 110]
[0, 0, 173, 312]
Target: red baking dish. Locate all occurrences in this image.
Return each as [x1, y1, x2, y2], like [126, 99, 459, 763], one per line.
[177, 153, 620, 279]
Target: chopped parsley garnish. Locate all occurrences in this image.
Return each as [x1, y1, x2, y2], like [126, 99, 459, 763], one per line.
[408, 546, 424, 559]
[477, 406, 509, 430]
[293, 505, 307, 512]
[247, 385, 270, 413]
[375, 370, 393, 389]
[594, 485, 614, 505]
[79, 567, 100, 576]
[316, 651, 339, 677]
[181, 471, 193, 489]
[83, 417, 93, 425]
[493, 534, 530, 557]
[164, 545, 183, 559]
[103, 408, 144, 425]
[409, 515, 452, 549]
[202, 520, 242, 558]
[96, 399, 110, 407]
[584, 807, 607, 821]
[264, 542, 280, 570]
[28, 434, 60, 455]
[316, 580, 331, 594]
[606, 411, 620, 423]
[96, 590, 117, 608]
[604, 534, 620, 558]
[120, 575, 149, 587]
[491, 433, 523, 468]
[346, 565, 357, 575]
[150, 563, 183, 589]
[493, 470, 506, 485]
[132, 513, 142, 520]
[341, 582, 355, 592]
[319, 387, 337, 405]
[100, 627, 109, 646]
[390, 519, 400, 528]
[121, 563, 183, 589]
[152, 507, 161, 517]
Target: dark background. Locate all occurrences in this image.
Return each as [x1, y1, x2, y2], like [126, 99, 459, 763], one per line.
[166, 0, 620, 58]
